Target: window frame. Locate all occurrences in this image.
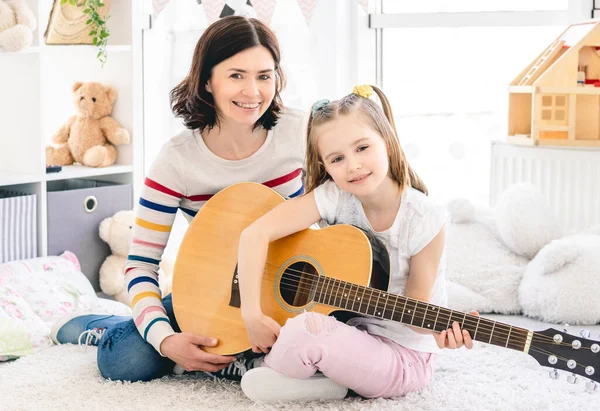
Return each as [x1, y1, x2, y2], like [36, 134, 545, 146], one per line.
[370, 0, 593, 86]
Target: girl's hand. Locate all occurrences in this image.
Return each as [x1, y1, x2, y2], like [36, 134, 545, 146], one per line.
[243, 312, 281, 353]
[435, 310, 479, 350]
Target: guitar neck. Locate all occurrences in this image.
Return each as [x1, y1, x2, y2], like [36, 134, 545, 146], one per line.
[314, 275, 531, 352]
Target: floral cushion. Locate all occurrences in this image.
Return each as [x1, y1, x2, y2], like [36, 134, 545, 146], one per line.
[0, 252, 131, 361]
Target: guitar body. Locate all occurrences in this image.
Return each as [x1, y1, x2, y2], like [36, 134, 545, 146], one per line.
[172, 183, 389, 355]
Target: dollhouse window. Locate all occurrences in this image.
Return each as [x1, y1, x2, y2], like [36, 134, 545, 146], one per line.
[540, 95, 567, 122]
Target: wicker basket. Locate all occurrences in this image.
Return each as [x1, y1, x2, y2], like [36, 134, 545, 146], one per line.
[44, 0, 111, 45]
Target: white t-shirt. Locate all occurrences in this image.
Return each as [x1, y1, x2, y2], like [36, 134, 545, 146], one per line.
[313, 180, 449, 353]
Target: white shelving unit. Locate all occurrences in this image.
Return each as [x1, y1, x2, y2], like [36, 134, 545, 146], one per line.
[0, 0, 144, 260]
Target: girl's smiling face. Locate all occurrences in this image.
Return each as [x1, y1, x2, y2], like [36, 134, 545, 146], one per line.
[317, 113, 392, 197]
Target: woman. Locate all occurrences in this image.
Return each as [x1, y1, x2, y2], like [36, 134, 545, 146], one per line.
[50, 16, 306, 386]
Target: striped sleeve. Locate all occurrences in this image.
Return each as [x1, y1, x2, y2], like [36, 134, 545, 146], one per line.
[124, 144, 186, 355]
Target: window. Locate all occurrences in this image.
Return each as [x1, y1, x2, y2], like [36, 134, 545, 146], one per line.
[373, 0, 579, 204]
[381, 0, 569, 13]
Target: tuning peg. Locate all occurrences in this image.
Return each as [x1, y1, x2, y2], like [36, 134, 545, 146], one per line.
[567, 373, 580, 384]
[549, 369, 560, 379]
[586, 380, 597, 393]
[580, 329, 592, 339]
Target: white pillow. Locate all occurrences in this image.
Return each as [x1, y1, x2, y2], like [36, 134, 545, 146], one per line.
[0, 252, 130, 361]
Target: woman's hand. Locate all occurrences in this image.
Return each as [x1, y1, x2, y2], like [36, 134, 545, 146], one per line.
[243, 312, 281, 354]
[435, 311, 479, 350]
[160, 332, 237, 372]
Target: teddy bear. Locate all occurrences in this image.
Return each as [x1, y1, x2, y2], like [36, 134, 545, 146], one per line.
[99, 210, 172, 306]
[444, 183, 563, 314]
[46, 81, 130, 168]
[0, 0, 36, 52]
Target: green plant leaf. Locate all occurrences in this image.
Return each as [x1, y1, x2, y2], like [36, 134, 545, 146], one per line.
[61, 0, 67, 5]
[89, 30, 97, 36]
[92, 38, 98, 45]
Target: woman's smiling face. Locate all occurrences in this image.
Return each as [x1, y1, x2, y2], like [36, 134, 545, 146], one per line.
[206, 46, 276, 128]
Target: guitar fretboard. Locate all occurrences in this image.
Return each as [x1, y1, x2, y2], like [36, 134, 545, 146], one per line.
[313, 275, 529, 351]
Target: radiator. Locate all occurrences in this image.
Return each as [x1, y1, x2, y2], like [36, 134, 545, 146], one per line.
[489, 142, 600, 234]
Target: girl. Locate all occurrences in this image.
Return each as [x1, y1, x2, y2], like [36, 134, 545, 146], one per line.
[50, 16, 305, 383]
[237, 85, 477, 402]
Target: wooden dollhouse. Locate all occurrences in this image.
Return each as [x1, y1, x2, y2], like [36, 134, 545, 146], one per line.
[508, 21, 600, 147]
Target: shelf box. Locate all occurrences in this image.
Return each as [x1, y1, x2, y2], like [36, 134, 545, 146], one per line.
[46, 179, 132, 290]
[0, 190, 37, 263]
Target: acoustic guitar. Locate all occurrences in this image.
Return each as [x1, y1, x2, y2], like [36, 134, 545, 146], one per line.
[172, 182, 600, 390]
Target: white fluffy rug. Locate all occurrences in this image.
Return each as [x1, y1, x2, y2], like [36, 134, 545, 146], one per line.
[0, 342, 593, 411]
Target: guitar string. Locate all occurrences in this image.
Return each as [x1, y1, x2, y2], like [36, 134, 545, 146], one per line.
[262, 263, 597, 350]
[272, 276, 598, 370]
[265, 263, 538, 344]
[273, 272, 591, 350]
[240, 269, 594, 372]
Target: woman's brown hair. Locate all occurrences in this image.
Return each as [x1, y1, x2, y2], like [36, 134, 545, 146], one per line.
[305, 85, 428, 195]
[170, 16, 286, 132]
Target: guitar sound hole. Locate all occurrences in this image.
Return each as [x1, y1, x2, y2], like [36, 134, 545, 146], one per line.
[280, 261, 318, 307]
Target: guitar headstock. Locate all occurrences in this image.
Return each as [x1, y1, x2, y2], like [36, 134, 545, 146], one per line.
[528, 327, 600, 391]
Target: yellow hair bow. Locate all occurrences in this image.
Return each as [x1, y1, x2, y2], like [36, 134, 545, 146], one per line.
[352, 85, 374, 99]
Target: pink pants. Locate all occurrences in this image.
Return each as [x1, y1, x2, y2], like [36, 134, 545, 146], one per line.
[264, 312, 436, 398]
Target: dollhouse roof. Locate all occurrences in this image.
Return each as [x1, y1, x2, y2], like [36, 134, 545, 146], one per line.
[559, 22, 596, 47]
[511, 20, 600, 87]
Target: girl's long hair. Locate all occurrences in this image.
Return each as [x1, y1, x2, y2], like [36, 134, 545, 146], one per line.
[305, 85, 427, 195]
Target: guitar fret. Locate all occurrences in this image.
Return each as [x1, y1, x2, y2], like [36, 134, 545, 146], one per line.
[317, 276, 326, 304]
[323, 277, 333, 305]
[326, 278, 336, 306]
[338, 280, 346, 308]
[318, 276, 328, 304]
[505, 326, 512, 348]
[401, 299, 415, 325]
[314, 275, 321, 302]
[489, 322, 496, 344]
[399, 297, 410, 323]
[390, 295, 399, 321]
[446, 309, 453, 329]
[333, 278, 342, 307]
[382, 293, 391, 319]
[433, 306, 440, 332]
[359, 287, 368, 314]
[372, 291, 381, 317]
[340, 282, 348, 309]
[473, 317, 481, 340]
[410, 301, 418, 325]
[421, 303, 430, 329]
[354, 284, 363, 312]
[365, 288, 373, 315]
[349, 284, 357, 311]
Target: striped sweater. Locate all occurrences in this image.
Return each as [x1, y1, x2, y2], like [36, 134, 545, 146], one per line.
[124, 108, 306, 354]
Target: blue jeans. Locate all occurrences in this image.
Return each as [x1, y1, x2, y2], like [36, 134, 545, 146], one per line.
[97, 294, 180, 382]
